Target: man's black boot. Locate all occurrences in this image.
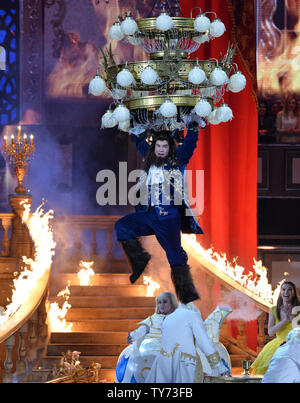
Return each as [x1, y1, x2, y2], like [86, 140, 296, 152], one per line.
[120, 238, 151, 283]
[170, 264, 200, 304]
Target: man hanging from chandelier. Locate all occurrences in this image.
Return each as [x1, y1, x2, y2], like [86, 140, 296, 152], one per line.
[115, 118, 204, 304]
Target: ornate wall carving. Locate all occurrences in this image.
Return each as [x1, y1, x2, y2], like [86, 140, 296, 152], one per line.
[20, 0, 43, 121]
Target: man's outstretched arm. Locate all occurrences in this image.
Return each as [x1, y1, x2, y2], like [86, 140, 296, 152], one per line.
[133, 133, 150, 158]
[176, 120, 204, 165]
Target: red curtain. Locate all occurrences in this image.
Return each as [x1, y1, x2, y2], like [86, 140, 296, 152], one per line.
[180, 0, 258, 350]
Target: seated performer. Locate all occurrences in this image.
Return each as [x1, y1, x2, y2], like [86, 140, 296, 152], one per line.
[262, 326, 300, 383]
[115, 291, 177, 383]
[145, 303, 229, 383]
[251, 281, 300, 375]
[116, 293, 232, 383]
[115, 119, 204, 304]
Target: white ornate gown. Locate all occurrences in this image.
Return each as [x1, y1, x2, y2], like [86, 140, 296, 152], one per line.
[115, 313, 165, 383]
[145, 305, 226, 383]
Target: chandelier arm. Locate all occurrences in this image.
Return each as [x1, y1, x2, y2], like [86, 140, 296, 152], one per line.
[190, 7, 202, 19]
[146, 0, 185, 18]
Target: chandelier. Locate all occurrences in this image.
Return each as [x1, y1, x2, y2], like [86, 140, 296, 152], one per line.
[89, 0, 246, 134]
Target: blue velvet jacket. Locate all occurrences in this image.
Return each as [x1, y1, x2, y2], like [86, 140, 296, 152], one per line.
[133, 126, 203, 235]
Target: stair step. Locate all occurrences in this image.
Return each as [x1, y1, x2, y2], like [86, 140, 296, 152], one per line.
[97, 368, 115, 382]
[40, 355, 118, 369]
[50, 273, 144, 288]
[47, 344, 127, 356]
[53, 285, 148, 297]
[66, 307, 154, 320]
[50, 296, 155, 308]
[69, 319, 141, 332]
[50, 332, 128, 344]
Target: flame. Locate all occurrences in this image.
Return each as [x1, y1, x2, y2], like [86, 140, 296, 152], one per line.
[0, 202, 56, 326]
[143, 276, 160, 297]
[77, 260, 95, 286]
[182, 234, 283, 307]
[258, 7, 300, 97]
[49, 281, 72, 332]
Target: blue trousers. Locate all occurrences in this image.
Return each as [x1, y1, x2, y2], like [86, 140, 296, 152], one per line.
[115, 207, 188, 267]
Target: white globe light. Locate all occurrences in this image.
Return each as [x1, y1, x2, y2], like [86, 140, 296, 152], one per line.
[216, 104, 233, 122]
[113, 105, 130, 122]
[207, 108, 221, 125]
[194, 14, 211, 32]
[209, 18, 226, 37]
[101, 110, 118, 128]
[117, 68, 135, 87]
[228, 71, 247, 93]
[109, 23, 125, 40]
[194, 99, 212, 117]
[156, 13, 174, 31]
[209, 67, 228, 86]
[121, 17, 138, 35]
[118, 119, 130, 132]
[188, 66, 206, 85]
[88, 75, 106, 96]
[141, 66, 159, 85]
[159, 100, 177, 118]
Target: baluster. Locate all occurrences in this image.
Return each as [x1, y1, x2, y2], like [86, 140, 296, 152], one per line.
[3, 334, 15, 383]
[1, 216, 12, 257]
[257, 312, 267, 353]
[89, 228, 99, 264]
[106, 226, 114, 259]
[237, 319, 247, 348]
[27, 312, 38, 363]
[205, 274, 215, 314]
[16, 323, 28, 379]
[37, 294, 49, 349]
[220, 318, 230, 339]
[73, 226, 82, 268]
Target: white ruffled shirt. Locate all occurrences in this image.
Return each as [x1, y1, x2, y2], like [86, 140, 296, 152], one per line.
[146, 165, 165, 206]
[146, 165, 164, 185]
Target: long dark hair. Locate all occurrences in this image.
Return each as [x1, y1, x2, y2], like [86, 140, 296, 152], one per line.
[143, 131, 178, 173]
[276, 281, 300, 321]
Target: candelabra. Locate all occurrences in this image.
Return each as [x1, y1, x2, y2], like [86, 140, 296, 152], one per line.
[2, 125, 35, 195]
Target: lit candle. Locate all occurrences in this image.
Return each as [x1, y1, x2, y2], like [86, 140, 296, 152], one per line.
[23, 134, 28, 144]
[17, 125, 21, 136]
[3, 136, 7, 146]
[11, 134, 14, 144]
[30, 134, 34, 145]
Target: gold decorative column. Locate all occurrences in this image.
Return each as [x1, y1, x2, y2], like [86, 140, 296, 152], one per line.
[2, 125, 35, 258]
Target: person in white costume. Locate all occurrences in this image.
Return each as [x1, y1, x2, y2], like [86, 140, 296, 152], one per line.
[262, 310, 300, 384]
[115, 292, 178, 383]
[197, 305, 232, 375]
[145, 303, 229, 383]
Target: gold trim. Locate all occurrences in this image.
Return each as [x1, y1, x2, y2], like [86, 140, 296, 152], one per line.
[125, 94, 214, 110]
[160, 343, 180, 357]
[136, 17, 195, 31]
[194, 353, 204, 383]
[180, 351, 198, 363]
[150, 51, 188, 60]
[140, 366, 151, 380]
[207, 352, 221, 368]
[106, 60, 218, 85]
